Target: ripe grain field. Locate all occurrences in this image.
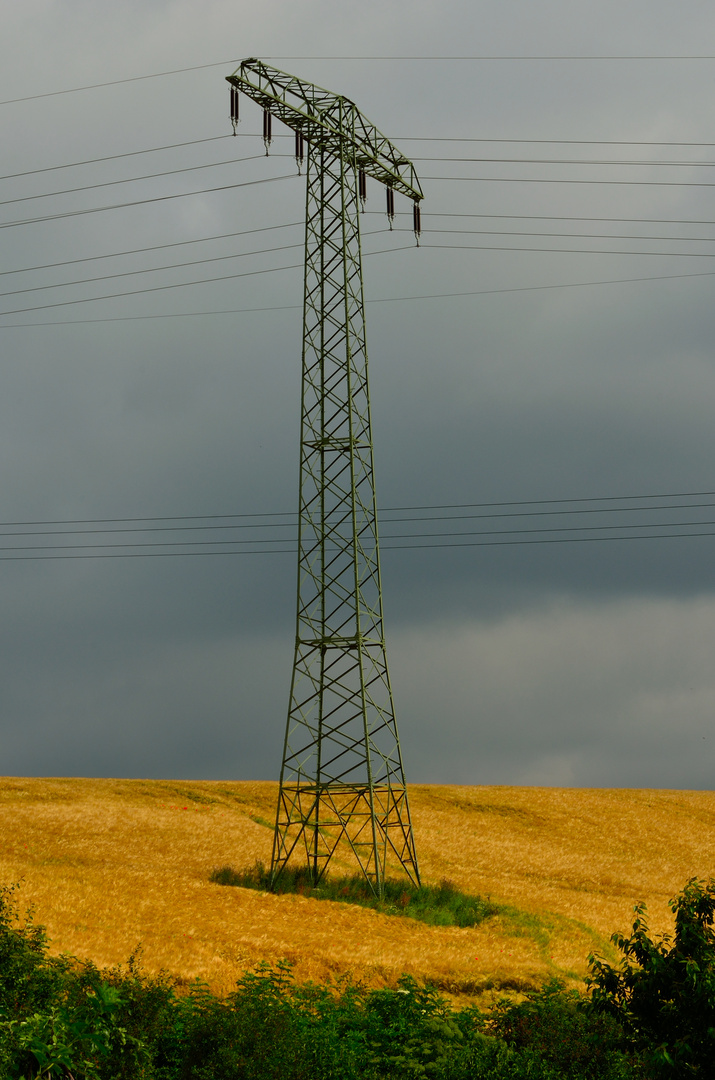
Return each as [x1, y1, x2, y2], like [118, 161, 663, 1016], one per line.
[1, 778, 714, 1003]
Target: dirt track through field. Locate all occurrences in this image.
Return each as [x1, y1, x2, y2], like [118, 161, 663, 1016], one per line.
[1, 778, 713, 1001]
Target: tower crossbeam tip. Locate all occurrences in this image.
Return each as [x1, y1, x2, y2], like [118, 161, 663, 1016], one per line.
[226, 58, 423, 203]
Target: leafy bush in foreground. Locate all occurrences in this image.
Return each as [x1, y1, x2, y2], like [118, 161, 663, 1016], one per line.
[488, 978, 634, 1080]
[21, 877, 715, 1077]
[210, 861, 500, 928]
[587, 876, 715, 1077]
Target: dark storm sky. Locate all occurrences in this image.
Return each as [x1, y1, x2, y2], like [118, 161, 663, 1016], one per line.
[2, 0, 715, 788]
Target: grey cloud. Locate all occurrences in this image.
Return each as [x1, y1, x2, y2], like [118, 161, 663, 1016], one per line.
[2, 0, 715, 786]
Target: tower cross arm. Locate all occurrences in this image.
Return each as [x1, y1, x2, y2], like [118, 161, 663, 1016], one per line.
[227, 58, 423, 202]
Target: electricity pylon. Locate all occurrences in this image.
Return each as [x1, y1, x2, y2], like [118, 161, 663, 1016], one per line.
[226, 59, 423, 896]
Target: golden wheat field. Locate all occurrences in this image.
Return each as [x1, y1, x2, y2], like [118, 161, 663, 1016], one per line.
[1, 778, 714, 1003]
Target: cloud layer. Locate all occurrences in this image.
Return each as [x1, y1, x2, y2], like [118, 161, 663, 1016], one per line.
[2, 1, 715, 788]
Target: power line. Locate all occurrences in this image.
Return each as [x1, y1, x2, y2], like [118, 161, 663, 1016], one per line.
[10, 165, 709, 240]
[414, 155, 715, 167]
[4, 212, 714, 298]
[0, 305, 301, 328]
[3, 54, 713, 107]
[9, 135, 715, 188]
[399, 137, 715, 147]
[5, 214, 713, 284]
[422, 173, 715, 188]
[0, 61, 241, 106]
[6, 513, 715, 553]
[0, 136, 231, 181]
[0, 170, 299, 232]
[8, 158, 715, 219]
[0, 240, 305, 301]
[367, 268, 715, 304]
[7, 144, 715, 187]
[0, 258, 303, 317]
[7, 229, 715, 306]
[378, 211, 715, 225]
[7, 155, 714, 215]
[5, 224, 715, 317]
[5, 225, 713, 293]
[0, 488, 709, 528]
[4, 224, 712, 284]
[0, 154, 274, 209]
[2, 499, 715, 541]
[269, 55, 715, 60]
[0, 225, 392, 300]
[0, 244, 414, 318]
[4, 267, 714, 328]
[0, 221, 302, 278]
[0, 527, 713, 561]
[423, 242, 715, 258]
[421, 227, 715, 241]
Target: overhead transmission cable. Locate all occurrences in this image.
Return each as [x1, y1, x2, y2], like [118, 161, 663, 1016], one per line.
[0, 488, 710, 527]
[1, 492, 715, 559]
[4, 241, 715, 320]
[371, 210, 715, 224]
[5, 513, 715, 554]
[0, 135, 232, 181]
[0, 226, 398, 301]
[4, 267, 715, 327]
[0, 240, 306, 301]
[0, 154, 273, 209]
[6, 143, 715, 186]
[5, 228, 715, 306]
[0, 221, 303, 278]
[413, 155, 715, 166]
[3, 222, 714, 283]
[12, 162, 715, 211]
[4, 213, 715, 284]
[7, 134, 715, 188]
[2, 496, 715, 537]
[3, 53, 715, 107]
[420, 173, 715, 188]
[0, 243, 422, 318]
[0, 169, 299, 231]
[5, 159, 715, 232]
[0, 525, 714, 561]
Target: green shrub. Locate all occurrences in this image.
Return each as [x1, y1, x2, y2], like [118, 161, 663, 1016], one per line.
[0, 879, 654, 1079]
[587, 877, 715, 1077]
[487, 978, 635, 1079]
[0, 883, 69, 1019]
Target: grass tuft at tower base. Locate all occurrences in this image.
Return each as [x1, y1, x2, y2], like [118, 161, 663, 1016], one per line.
[210, 861, 500, 928]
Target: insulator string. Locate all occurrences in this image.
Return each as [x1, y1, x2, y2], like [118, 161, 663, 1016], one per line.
[230, 86, 239, 134]
[262, 109, 272, 154]
[386, 184, 395, 228]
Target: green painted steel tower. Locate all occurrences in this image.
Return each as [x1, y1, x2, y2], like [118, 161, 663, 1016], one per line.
[226, 59, 423, 896]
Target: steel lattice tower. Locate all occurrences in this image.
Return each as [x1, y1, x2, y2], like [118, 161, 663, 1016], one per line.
[226, 60, 423, 896]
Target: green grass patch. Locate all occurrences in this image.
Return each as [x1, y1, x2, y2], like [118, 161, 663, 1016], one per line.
[248, 815, 274, 829]
[209, 861, 500, 928]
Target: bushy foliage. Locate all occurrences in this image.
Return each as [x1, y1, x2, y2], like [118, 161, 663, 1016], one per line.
[210, 861, 499, 928]
[0, 884, 69, 1019]
[487, 978, 634, 1079]
[17, 876, 715, 1078]
[587, 877, 715, 1077]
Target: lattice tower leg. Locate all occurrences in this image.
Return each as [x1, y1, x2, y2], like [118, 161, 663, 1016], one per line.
[270, 138, 420, 898]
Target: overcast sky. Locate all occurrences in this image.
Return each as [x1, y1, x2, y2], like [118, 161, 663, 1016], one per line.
[2, 1, 715, 789]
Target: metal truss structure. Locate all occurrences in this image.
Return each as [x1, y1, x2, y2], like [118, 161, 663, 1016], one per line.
[226, 59, 423, 896]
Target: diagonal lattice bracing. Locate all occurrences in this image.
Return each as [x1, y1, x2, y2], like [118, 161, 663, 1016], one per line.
[227, 61, 422, 897]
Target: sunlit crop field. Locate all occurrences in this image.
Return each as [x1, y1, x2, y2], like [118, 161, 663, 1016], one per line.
[2, 778, 714, 1001]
